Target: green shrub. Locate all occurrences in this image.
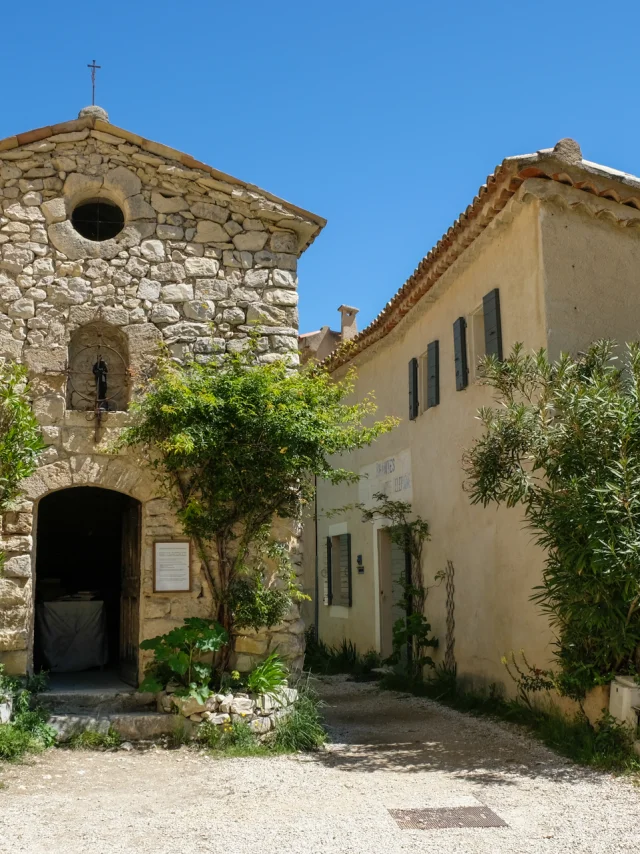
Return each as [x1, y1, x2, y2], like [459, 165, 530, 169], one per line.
[465, 341, 640, 697]
[0, 667, 56, 760]
[246, 653, 288, 695]
[0, 725, 38, 761]
[69, 727, 121, 750]
[139, 617, 228, 700]
[304, 631, 381, 677]
[198, 720, 268, 757]
[273, 685, 326, 752]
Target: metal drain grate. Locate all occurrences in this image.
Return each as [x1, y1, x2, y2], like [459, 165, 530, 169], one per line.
[389, 806, 508, 830]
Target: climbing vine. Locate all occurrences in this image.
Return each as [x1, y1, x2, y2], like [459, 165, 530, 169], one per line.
[359, 493, 438, 677]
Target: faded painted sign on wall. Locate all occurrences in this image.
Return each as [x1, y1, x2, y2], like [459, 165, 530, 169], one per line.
[358, 449, 413, 509]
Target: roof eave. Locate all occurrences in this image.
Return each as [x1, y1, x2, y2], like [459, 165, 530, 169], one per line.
[0, 115, 326, 254]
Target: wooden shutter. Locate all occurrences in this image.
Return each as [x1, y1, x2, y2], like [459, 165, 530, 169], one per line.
[341, 533, 352, 607]
[426, 340, 439, 408]
[453, 317, 468, 390]
[408, 358, 419, 420]
[326, 536, 333, 605]
[483, 288, 503, 360]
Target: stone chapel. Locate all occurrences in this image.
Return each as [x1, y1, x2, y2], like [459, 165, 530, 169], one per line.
[0, 105, 325, 682]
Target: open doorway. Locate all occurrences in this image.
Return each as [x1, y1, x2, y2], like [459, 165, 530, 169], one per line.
[34, 487, 141, 686]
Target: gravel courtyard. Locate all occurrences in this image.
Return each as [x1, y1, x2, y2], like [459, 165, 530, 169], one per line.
[1, 676, 639, 854]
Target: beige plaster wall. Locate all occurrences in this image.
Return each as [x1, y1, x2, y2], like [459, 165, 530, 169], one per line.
[540, 201, 640, 358]
[312, 196, 556, 690]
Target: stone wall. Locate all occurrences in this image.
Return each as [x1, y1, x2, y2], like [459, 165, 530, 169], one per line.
[0, 110, 322, 676]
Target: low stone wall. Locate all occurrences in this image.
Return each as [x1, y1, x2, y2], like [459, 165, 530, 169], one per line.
[159, 685, 298, 734]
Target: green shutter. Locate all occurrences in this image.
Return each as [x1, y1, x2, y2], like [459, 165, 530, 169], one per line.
[345, 533, 352, 607]
[426, 340, 439, 408]
[326, 536, 333, 605]
[483, 288, 503, 360]
[408, 358, 419, 420]
[453, 317, 468, 390]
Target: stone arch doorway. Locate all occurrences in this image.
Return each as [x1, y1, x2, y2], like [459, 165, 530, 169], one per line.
[34, 486, 141, 686]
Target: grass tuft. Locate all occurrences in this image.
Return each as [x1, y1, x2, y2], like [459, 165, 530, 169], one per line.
[68, 727, 121, 750]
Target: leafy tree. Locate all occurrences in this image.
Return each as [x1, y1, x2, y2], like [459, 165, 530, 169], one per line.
[464, 341, 640, 698]
[123, 344, 396, 664]
[0, 363, 43, 566]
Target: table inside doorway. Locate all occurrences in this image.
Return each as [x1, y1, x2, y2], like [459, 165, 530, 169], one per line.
[36, 600, 108, 672]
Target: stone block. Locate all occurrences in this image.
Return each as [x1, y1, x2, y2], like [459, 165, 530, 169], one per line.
[0, 578, 28, 607]
[269, 232, 297, 253]
[140, 239, 166, 263]
[157, 224, 183, 240]
[249, 716, 272, 734]
[202, 712, 230, 725]
[2, 555, 31, 579]
[161, 283, 194, 302]
[194, 221, 228, 243]
[105, 165, 142, 199]
[232, 231, 268, 252]
[49, 715, 111, 742]
[222, 250, 252, 269]
[184, 300, 215, 321]
[32, 394, 65, 425]
[23, 346, 66, 375]
[264, 288, 298, 307]
[272, 269, 297, 289]
[190, 201, 228, 223]
[127, 194, 155, 220]
[40, 197, 67, 224]
[171, 695, 207, 717]
[3, 512, 33, 534]
[235, 635, 268, 655]
[185, 257, 220, 277]
[194, 278, 228, 301]
[151, 192, 188, 214]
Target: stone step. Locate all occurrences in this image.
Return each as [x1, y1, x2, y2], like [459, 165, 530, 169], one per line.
[49, 711, 187, 743]
[38, 690, 157, 715]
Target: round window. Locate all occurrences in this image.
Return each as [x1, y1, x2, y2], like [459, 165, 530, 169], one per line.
[71, 200, 125, 241]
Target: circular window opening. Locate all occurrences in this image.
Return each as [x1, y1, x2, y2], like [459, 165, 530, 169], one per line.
[71, 199, 125, 241]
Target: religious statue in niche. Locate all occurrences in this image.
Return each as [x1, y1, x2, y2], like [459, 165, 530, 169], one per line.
[92, 354, 109, 411]
[66, 322, 130, 440]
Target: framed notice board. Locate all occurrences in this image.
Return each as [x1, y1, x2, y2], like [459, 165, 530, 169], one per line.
[153, 540, 191, 592]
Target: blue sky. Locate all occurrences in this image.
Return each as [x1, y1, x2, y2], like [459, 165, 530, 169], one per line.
[1, 1, 639, 335]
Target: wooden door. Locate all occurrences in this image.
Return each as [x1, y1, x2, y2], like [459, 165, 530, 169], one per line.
[378, 529, 409, 661]
[119, 498, 141, 686]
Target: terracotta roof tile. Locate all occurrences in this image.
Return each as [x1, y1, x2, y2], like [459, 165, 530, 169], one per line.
[327, 140, 640, 370]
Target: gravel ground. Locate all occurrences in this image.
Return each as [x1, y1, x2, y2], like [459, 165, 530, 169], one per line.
[1, 676, 639, 854]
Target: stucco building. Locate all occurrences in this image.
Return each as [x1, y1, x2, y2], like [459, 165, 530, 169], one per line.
[305, 138, 640, 694]
[0, 105, 325, 682]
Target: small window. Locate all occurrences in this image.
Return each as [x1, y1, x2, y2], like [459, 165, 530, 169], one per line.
[326, 533, 352, 607]
[71, 199, 125, 241]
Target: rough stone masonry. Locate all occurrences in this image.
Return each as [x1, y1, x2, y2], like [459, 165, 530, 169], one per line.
[0, 105, 325, 678]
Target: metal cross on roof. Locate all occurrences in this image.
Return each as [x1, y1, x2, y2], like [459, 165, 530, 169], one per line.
[87, 59, 101, 106]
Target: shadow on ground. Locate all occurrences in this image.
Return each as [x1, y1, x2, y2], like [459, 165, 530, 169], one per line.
[312, 677, 599, 787]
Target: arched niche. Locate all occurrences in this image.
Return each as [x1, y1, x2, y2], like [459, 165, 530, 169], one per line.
[66, 322, 130, 412]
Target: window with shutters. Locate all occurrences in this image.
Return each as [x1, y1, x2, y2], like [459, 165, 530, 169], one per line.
[469, 304, 486, 381]
[469, 288, 503, 381]
[453, 316, 469, 391]
[419, 340, 440, 413]
[326, 533, 352, 607]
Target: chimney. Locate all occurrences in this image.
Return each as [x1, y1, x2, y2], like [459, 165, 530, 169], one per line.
[338, 305, 359, 342]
